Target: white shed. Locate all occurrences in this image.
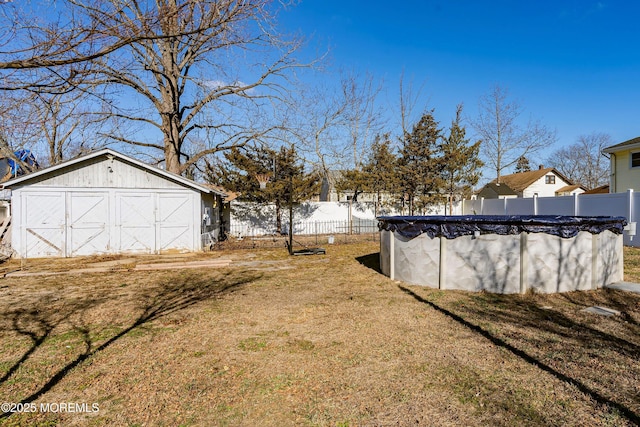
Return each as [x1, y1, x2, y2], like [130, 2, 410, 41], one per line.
[3, 148, 225, 258]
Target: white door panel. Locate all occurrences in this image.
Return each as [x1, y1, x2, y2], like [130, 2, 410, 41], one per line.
[158, 194, 193, 251]
[117, 193, 155, 253]
[23, 193, 65, 257]
[69, 193, 110, 256]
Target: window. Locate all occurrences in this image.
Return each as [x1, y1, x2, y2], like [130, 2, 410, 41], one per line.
[632, 152, 640, 168]
[545, 175, 555, 184]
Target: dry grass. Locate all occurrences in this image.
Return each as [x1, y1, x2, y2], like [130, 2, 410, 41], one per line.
[0, 243, 638, 426]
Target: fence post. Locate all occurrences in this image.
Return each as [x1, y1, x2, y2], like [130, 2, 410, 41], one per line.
[533, 194, 538, 215]
[504, 197, 508, 215]
[574, 192, 579, 216]
[628, 188, 634, 224]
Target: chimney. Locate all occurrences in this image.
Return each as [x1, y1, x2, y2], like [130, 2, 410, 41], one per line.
[538, 164, 544, 170]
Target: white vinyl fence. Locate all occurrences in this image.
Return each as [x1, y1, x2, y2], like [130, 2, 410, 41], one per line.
[462, 190, 639, 246]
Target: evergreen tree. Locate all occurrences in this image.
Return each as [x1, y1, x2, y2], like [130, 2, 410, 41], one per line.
[335, 168, 368, 202]
[363, 133, 400, 215]
[399, 110, 444, 215]
[334, 133, 399, 210]
[206, 145, 320, 233]
[514, 155, 531, 174]
[441, 105, 483, 214]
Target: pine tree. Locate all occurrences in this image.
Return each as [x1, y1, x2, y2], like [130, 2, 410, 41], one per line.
[334, 133, 399, 210]
[364, 133, 400, 215]
[514, 155, 531, 174]
[441, 105, 483, 214]
[206, 145, 320, 233]
[399, 110, 444, 215]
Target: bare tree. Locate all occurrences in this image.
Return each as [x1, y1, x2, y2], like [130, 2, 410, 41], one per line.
[294, 80, 349, 178]
[290, 72, 382, 189]
[343, 71, 384, 170]
[441, 104, 482, 214]
[398, 70, 426, 137]
[470, 85, 556, 182]
[0, 89, 108, 167]
[2, 0, 314, 175]
[546, 132, 611, 190]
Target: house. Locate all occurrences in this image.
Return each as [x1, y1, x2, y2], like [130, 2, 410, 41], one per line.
[2, 148, 226, 258]
[319, 171, 396, 204]
[603, 136, 640, 193]
[582, 184, 610, 194]
[477, 166, 586, 199]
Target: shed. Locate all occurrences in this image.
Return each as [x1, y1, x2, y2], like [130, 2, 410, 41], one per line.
[3, 148, 226, 258]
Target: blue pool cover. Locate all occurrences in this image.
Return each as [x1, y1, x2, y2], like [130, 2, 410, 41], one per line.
[377, 215, 627, 239]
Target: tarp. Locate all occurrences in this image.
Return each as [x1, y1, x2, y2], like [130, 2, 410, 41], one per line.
[377, 215, 627, 240]
[8, 149, 39, 176]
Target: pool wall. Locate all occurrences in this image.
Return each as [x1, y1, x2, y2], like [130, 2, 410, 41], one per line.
[379, 216, 625, 294]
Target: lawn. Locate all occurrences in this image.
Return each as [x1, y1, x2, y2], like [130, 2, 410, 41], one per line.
[0, 242, 638, 426]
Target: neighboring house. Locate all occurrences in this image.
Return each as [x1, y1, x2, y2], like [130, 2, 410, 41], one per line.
[477, 166, 585, 199]
[3, 148, 226, 258]
[319, 171, 396, 204]
[603, 136, 640, 193]
[476, 182, 518, 199]
[583, 184, 610, 194]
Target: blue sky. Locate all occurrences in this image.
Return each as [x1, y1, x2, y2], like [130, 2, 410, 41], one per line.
[280, 0, 640, 167]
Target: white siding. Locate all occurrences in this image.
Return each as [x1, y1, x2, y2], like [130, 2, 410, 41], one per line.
[522, 172, 572, 198]
[25, 157, 184, 189]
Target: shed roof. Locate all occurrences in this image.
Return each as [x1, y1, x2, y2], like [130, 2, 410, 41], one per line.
[1, 148, 226, 196]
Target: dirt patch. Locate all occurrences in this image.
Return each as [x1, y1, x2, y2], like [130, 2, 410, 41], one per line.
[0, 242, 638, 426]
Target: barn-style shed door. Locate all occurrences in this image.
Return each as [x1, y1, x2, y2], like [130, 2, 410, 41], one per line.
[22, 192, 66, 257]
[16, 189, 198, 257]
[68, 192, 110, 256]
[115, 192, 195, 254]
[158, 194, 194, 252]
[116, 193, 156, 253]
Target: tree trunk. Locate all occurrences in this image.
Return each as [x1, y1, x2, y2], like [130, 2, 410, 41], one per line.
[275, 200, 282, 234]
[162, 110, 182, 173]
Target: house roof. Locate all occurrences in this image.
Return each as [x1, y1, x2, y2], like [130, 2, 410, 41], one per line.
[583, 184, 610, 194]
[1, 148, 226, 197]
[480, 182, 517, 196]
[492, 167, 573, 193]
[555, 184, 585, 194]
[603, 136, 640, 153]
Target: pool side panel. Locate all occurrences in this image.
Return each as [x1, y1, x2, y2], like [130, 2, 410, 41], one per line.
[597, 230, 623, 287]
[527, 231, 593, 293]
[446, 234, 521, 293]
[393, 232, 439, 287]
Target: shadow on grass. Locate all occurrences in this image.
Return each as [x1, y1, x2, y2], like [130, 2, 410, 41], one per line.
[0, 270, 260, 419]
[399, 285, 640, 425]
[355, 252, 381, 273]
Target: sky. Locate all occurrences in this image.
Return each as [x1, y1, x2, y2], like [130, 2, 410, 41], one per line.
[279, 0, 640, 168]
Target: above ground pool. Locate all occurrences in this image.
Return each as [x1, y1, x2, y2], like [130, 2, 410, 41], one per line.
[378, 215, 627, 294]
